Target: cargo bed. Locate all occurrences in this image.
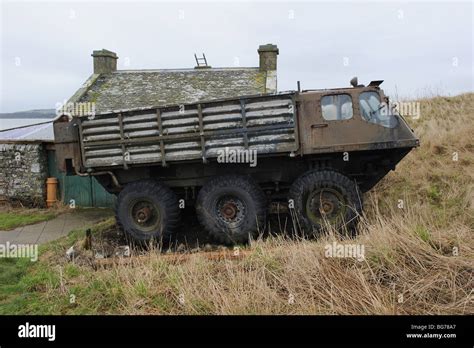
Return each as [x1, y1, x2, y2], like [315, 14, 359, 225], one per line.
[77, 92, 298, 169]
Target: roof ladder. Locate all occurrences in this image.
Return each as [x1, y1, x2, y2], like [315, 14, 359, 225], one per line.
[194, 53, 209, 68]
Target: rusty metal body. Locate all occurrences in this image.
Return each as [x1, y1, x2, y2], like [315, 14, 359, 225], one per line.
[53, 84, 418, 198]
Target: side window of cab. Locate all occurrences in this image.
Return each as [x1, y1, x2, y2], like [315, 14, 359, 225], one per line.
[321, 94, 353, 121]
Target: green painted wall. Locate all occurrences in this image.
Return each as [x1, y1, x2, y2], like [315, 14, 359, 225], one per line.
[47, 150, 116, 208]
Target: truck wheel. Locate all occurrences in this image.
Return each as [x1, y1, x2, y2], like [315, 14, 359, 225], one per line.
[289, 170, 362, 235]
[195, 175, 267, 245]
[116, 179, 180, 243]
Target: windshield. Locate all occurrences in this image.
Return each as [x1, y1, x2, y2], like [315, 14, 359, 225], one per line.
[359, 91, 398, 128]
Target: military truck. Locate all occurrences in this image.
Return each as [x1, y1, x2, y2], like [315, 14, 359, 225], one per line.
[54, 78, 419, 244]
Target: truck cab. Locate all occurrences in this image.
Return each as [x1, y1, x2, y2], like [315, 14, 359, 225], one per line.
[298, 81, 417, 153]
[296, 80, 418, 192]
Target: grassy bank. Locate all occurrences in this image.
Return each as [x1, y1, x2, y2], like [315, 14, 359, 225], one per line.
[0, 93, 472, 315]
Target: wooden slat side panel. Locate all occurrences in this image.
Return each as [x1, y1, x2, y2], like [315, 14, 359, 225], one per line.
[81, 94, 297, 168]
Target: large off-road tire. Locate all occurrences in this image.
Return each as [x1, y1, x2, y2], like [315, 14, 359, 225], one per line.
[115, 179, 180, 243]
[195, 175, 267, 245]
[289, 170, 362, 236]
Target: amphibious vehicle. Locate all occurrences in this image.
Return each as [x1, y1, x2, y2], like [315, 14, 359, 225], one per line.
[54, 78, 419, 244]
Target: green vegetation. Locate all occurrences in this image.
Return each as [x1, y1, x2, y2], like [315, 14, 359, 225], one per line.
[0, 211, 56, 230]
[414, 225, 431, 243]
[0, 218, 115, 314]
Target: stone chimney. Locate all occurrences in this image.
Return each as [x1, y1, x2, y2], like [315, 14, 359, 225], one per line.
[257, 44, 279, 93]
[92, 49, 118, 74]
[258, 44, 279, 71]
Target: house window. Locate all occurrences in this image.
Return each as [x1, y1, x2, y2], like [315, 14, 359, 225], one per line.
[321, 94, 353, 121]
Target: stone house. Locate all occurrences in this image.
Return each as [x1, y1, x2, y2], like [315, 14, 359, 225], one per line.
[0, 122, 53, 206]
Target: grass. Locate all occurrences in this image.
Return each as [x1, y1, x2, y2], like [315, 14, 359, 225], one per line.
[0, 93, 473, 315]
[0, 210, 57, 230]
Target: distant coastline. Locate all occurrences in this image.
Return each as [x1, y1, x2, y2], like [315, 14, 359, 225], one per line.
[0, 109, 56, 119]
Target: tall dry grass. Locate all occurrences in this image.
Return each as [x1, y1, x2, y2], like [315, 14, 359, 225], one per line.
[24, 93, 474, 315]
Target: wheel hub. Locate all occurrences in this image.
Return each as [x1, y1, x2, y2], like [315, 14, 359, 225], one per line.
[136, 206, 152, 223]
[221, 202, 238, 219]
[129, 199, 160, 232]
[306, 188, 346, 223]
[321, 201, 335, 215]
[216, 196, 246, 225]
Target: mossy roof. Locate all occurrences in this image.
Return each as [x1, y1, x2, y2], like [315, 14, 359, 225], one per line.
[79, 67, 267, 113]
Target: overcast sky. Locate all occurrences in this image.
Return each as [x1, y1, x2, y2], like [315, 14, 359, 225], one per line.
[0, 0, 472, 113]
